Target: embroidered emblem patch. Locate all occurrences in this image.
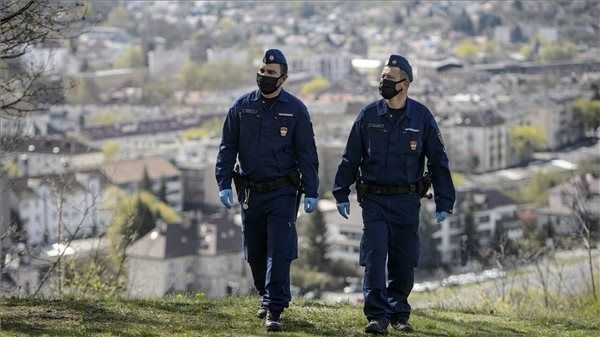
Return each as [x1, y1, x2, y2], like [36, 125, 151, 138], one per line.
[280, 127, 288, 137]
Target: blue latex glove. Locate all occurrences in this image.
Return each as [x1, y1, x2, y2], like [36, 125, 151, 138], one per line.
[219, 189, 233, 209]
[435, 211, 449, 223]
[337, 202, 350, 219]
[304, 197, 317, 213]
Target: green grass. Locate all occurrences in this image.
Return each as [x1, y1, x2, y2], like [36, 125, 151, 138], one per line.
[1, 296, 599, 337]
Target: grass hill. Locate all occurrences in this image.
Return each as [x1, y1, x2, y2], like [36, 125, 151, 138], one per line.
[1, 295, 599, 336]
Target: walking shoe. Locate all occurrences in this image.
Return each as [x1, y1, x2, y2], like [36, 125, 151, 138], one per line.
[265, 311, 282, 332]
[391, 318, 413, 332]
[256, 302, 267, 319]
[365, 318, 389, 334]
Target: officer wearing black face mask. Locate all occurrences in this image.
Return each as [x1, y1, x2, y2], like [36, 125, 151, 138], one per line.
[333, 54, 455, 334]
[215, 49, 319, 332]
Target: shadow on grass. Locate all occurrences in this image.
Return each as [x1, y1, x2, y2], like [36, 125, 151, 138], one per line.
[416, 311, 528, 337]
[0, 298, 175, 337]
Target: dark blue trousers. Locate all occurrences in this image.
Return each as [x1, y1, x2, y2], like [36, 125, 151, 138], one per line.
[359, 194, 420, 322]
[241, 185, 299, 314]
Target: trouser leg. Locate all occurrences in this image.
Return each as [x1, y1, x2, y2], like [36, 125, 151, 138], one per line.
[386, 198, 419, 321]
[262, 191, 297, 314]
[242, 202, 267, 297]
[360, 200, 390, 321]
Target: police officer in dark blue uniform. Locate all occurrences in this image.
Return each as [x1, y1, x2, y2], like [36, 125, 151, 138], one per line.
[215, 49, 319, 332]
[333, 54, 455, 334]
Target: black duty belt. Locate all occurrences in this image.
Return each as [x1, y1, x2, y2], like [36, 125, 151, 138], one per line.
[356, 173, 433, 203]
[357, 182, 417, 195]
[245, 176, 294, 193]
[232, 167, 302, 210]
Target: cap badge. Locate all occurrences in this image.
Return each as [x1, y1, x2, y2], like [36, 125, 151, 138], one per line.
[280, 127, 288, 137]
[410, 140, 417, 151]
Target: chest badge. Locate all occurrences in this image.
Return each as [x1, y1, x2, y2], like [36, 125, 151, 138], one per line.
[280, 127, 288, 137]
[410, 140, 417, 151]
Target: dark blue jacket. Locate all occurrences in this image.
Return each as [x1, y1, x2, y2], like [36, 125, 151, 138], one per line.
[333, 98, 455, 212]
[216, 89, 319, 198]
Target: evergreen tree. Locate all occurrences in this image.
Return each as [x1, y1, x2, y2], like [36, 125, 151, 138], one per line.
[158, 177, 168, 203]
[510, 25, 527, 44]
[419, 211, 441, 270]
[462, 210, 480, 265]
[139, 166, 153, 193]
[452, 9, 475, 36]
[303, 206, 330, 271]
[461, 192, 480, 265]
[133, 196, 155, 239]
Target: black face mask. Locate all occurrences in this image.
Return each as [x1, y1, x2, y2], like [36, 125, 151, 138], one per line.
[379, 78, 405, 99]
[256, 73, 283, 95]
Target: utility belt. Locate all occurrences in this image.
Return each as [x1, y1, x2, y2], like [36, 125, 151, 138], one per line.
[232, 165, 302, 210]
[356, 172, 433, 203]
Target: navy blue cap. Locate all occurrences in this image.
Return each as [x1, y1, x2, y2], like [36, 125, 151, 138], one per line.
[263, 49, 287, 65]
[386, 54, 413, 82]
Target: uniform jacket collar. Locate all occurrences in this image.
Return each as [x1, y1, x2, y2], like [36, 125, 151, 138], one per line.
[376, 97, 415, 121]
[251, 89, 290, 103]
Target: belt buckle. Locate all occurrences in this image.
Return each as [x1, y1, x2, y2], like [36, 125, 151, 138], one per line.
[409, 185, 416, 193]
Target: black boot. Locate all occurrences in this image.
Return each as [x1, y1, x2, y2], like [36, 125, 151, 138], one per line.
[265, 311, 283, 332]
[365, 318, 389, 334]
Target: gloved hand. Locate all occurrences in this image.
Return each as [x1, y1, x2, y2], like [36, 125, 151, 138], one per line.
[219, 189, 233, 209]
[435, 211, 449, 223]
[337, 202, 350, 219]
[304, 197, 317, 213]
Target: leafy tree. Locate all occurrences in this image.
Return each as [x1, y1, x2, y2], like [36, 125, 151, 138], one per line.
[141, 80, 174, 105]
[104, 5, 132, 31]
[510, 126, 547, 163]
[178, 61, 253, 92]
[300, 77, 330, 97]
[114, 46, 145, 69]
[65, 77, 101, 105]
[106, 188, 181, 265]
[573, 99, 600, 135]
[454, 39, 480, 60]
[539, 41, 577, 62]
[101, 141, 120, 162]
[181, 118, 222, 140]
[518, 170, 569, 205]
[451, 172, 467, 188]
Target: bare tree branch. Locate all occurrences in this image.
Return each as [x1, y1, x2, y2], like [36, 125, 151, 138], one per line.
[0, 0, 34, 25]
[0, 0, 87, 118]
